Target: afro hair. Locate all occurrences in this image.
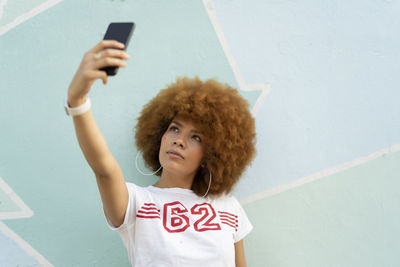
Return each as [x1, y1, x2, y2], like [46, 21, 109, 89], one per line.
[135, 76, 256, 197]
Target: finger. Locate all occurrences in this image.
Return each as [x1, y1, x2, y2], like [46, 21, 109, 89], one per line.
[91, 40, 125, 54]
[92, 57, 127, 70]
[84, 70, 108, 85]
[99, 71, 108, 85]
[100, 48, 130, 60]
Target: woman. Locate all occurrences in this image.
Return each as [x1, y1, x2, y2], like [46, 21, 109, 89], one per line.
[66, 40, 256, 266]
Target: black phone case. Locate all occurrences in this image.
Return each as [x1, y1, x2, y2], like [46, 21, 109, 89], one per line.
[100, 22, 135, 76]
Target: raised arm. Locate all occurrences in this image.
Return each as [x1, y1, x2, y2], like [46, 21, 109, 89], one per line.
[67, 40, 131, 227]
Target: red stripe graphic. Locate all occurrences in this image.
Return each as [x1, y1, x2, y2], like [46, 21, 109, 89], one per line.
[220, 217, 238, 225]
[219, 215, 238, 223]
[138, 210, 160, 215]
[136, 215, 160, 219]
[142, 206, 160, 211]
[221, 221, 237, 229]
[137, 203, 160, 219]
[218, 211, 237, 218]
[218, 211, 239, 231]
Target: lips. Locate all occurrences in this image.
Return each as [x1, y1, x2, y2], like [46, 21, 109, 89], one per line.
[167, 150, 184, 159]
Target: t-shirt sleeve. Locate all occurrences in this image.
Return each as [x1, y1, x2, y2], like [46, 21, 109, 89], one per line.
[104, 182, 138, 232]
[232, 196, 253, 243]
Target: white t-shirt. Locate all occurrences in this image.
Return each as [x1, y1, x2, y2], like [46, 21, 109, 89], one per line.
[105, 182, 253, 267]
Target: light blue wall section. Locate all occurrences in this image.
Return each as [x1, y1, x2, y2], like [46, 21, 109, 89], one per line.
[213, 0, 400, 266]
[215, 0, 400, 197]
[1, 0, 399, 266]
[0, 231, 40, 267]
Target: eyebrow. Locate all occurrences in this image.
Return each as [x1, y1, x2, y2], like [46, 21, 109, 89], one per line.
[171, 120, 202, 134]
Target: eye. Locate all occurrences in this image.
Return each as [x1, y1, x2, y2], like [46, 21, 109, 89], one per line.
[169, 125, 179, 132]
[192, 135, 202, 142]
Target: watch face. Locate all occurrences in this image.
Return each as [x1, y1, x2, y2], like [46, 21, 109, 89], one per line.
[64, 98, 71, 115]
[64, 105, 70, 115]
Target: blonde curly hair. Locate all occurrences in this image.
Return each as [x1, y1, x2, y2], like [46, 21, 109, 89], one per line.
[135, 76, 256, 197]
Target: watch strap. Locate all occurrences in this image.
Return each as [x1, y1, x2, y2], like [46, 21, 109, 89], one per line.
[64, 97, 91, 116]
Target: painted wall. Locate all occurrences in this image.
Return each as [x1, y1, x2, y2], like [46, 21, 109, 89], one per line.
[0, 0, 399, 266]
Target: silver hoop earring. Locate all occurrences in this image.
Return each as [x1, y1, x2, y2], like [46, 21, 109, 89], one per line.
[135, 151, 162, 176]
[202, 169, 212, 198]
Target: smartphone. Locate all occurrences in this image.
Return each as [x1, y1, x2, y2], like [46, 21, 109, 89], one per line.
[100, 22, 135, 76]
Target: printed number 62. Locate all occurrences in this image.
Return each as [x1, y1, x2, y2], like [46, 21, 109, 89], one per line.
[163, 202, 221, 233]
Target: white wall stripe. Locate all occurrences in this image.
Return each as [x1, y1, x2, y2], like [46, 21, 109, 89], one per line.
[0, 0, 8, 20]
[246, 83, 272, 116]
[0, 222, 53, 266]
[240, 144, 400, 205]
[0, 0, 63, 36]
[0, 177, 33, 220]
[202, 0, 271, 116]
[0, 177, 53, 266]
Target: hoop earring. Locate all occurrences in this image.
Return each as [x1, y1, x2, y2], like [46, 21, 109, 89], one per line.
[202, 168, 212, 198]
[135, 151, 162, 176]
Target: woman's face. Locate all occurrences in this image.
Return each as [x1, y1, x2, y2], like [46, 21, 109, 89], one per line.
[159, 116, 205, 178]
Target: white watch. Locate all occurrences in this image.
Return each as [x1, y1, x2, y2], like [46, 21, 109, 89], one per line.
[64, 97, 91, 116]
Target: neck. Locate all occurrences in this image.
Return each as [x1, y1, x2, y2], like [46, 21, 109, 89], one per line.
[153, 169, 195, 189]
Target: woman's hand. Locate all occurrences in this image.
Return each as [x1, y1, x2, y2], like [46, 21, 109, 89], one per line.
[67, 40, 130, 106]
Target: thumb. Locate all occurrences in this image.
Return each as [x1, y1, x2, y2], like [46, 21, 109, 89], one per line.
[101, 73, 108, 85]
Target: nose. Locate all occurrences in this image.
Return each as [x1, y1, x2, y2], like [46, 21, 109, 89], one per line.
[173, 139, 185, 148]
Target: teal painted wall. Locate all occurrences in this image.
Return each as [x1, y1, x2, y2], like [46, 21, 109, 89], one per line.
[245, 150, 400, 266]
[0, 0, 399, 266]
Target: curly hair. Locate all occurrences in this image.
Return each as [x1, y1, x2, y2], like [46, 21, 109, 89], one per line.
[135, 76, 256, 197]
